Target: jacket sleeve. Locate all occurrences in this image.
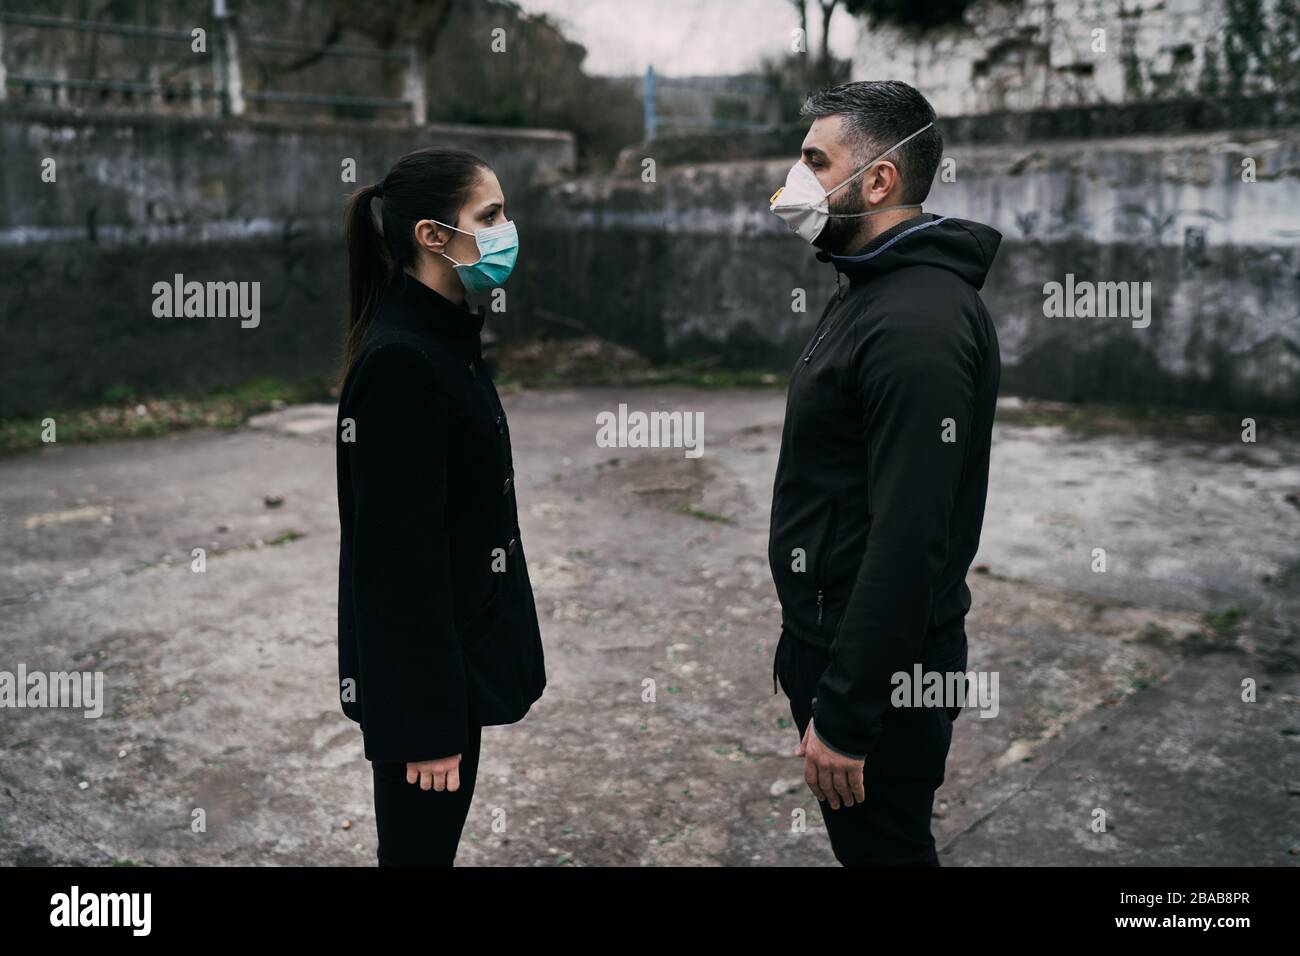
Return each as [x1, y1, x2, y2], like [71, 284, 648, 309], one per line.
[811, 312, 975, 760]
[345, 342, 468, 764]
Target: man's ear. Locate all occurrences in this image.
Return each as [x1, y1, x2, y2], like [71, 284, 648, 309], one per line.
[864, 161, 900, 206]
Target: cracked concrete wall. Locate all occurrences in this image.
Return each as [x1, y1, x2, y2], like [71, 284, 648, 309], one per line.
[851, 0, 1226, 115]
[0, 107, 575, 418]
[2, 104, 1296, 415]
[519, 126, 1300, 411]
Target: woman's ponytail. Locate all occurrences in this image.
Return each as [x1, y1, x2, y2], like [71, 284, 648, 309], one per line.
[342, 182, 391, 377]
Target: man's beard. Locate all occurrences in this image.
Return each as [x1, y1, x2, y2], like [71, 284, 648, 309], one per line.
[812, 187, 868, 255]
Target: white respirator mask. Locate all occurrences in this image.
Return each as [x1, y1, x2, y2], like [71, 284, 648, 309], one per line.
[769, 122, 934, 244]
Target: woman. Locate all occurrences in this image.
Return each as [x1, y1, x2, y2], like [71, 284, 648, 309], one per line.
[335, 147, 546, 866]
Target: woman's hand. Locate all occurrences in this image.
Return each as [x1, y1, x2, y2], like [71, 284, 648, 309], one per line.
[406, 755, 463, 792]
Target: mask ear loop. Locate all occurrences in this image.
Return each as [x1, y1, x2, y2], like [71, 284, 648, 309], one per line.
[428, 217, 474, 237]
[429, 217, 478, 268]
[830, 203, 924, 220]
[824, 122, 935, 221]
[821, 121, 935, 208]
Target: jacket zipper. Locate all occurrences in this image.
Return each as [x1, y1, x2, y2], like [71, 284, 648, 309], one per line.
[804, 321, 837, 364]
[802, 282, 849, 364]
[814, 501, 838, 627]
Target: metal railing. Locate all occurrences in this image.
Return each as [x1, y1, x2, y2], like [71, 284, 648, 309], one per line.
[642, 64, 787, 140]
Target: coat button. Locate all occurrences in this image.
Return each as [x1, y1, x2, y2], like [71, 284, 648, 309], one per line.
[496, 413, 505, 434]
[468, 361, 477, 378]
[502, 469, 514, 495]
[507, 537, 517, 555]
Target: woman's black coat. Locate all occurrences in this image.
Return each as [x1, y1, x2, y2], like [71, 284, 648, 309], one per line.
[336, 271, 546, 763]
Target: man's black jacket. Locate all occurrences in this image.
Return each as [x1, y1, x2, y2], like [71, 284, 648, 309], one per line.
[768, 213, 1001, 761]
[336, 271, 546, 764]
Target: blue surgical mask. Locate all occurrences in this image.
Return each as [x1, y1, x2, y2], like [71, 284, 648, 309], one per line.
[432, 218, 519, 293]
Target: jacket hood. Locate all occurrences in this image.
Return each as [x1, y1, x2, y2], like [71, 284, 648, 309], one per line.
[817, 214, 1002, 291]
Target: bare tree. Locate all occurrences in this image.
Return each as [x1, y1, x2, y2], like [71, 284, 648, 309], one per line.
[252, 0, 454, 77]
[789, 0, 809, 81]
[818, 0, 838, 85]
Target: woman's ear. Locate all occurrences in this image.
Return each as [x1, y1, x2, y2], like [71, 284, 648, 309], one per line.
[413, 219, 449, 255]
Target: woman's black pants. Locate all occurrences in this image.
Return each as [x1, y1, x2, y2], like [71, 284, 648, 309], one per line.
[370, 723, 483, 866]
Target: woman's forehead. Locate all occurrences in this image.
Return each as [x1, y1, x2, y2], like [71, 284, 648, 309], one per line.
[467, 168, 504, 205]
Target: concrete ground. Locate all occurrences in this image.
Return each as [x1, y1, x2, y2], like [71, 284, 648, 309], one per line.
[0, 388, 1296, 866]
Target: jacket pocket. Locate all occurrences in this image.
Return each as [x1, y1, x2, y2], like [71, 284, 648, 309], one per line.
[461, 525, 520, 643]
[461, 577, 502, 644]
[459, 530, 545, 726]
[772, 628, 787, 696]
[925, 627, 968, 722]
[814, 500, 839, 628]
[461, 570, 505, 647]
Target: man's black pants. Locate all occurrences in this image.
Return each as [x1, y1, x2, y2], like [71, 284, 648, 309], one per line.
[774, 623, 966, 866]
[370, 723, 483, 867]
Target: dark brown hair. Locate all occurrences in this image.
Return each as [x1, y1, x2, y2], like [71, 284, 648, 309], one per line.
[341, 147, 489, 375]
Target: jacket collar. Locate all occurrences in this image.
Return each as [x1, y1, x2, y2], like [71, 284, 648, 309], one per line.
[385, 270, 485, 357]
[814, 213, 1002, 291]
[816, 212, 942, 284]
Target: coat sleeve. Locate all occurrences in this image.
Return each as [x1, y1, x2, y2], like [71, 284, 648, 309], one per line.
[345, 342, 468, 763]
[811, 313, 975, 760]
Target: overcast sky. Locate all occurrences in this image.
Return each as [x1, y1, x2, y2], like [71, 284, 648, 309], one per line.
[515, 0, 860, 77]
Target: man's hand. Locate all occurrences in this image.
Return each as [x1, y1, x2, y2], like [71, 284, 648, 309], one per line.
[797, 721, 866, 809]
[406, 754, 462, 792]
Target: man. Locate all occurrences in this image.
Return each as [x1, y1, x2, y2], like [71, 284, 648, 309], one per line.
[767, 80, 1001, 866]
